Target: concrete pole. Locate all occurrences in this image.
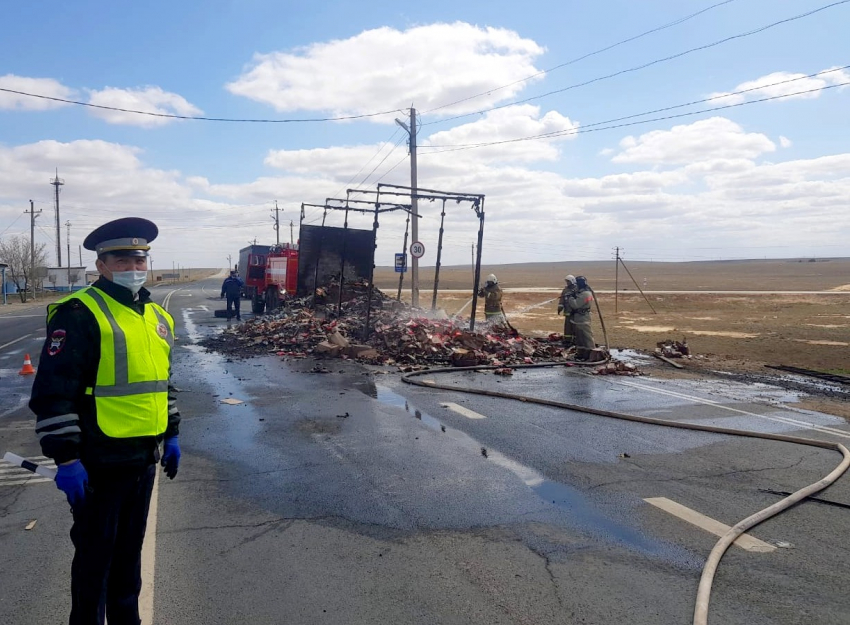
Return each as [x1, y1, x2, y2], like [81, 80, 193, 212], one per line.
[409, 108, 419, 307]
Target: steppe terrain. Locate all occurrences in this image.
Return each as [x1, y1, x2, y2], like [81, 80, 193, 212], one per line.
[376, 258, 850, 418]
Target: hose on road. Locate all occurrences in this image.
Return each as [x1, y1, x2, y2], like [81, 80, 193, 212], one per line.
[402, 362, 850, 625]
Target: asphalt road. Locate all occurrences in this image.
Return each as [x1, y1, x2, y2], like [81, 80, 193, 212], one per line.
[2, 278, 850, 624]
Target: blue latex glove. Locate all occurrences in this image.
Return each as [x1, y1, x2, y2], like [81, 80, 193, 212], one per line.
[161, 436, 180, 479]
[56, 460, 89, 508]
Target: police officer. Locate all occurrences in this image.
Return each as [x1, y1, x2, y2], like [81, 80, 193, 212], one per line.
[220, 269, 244, 321]
[477, 273, 504, 323]
[30, 217, 180, 625]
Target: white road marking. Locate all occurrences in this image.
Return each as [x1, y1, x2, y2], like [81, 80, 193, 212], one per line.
[644, 497, 776, 553]
[162, 289, 180, 312]
[0, 314, 43, 319]
[0, 334, 33, 351]
[441, 402, 487, 420]
[139, 471, 160, 623]
[616, 379, 850, 440]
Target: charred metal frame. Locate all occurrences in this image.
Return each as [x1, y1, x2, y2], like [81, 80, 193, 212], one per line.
[375, 183, 485, 331]
[298, 183, 484, 337]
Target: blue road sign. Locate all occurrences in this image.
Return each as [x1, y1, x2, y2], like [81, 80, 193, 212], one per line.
[395, 253, 407, 273]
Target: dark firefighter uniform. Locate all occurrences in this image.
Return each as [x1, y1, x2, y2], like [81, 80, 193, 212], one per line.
[563, 277, 596, 359]
[477, 274, 503, 321]
[29, 218, 180, 625]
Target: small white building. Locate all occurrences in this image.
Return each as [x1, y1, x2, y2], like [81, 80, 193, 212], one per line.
[46, 266, 86, 292]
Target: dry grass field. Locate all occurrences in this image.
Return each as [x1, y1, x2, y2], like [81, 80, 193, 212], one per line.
[375, 258, 850, 418]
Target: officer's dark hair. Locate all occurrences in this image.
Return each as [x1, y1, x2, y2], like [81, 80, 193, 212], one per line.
[576, 276, 589, 290]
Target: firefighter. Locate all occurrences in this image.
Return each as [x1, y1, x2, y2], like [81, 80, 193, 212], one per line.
[557, 274, 577, 345]
[477, 273, 503, 322]
[562, 275, 596, 360]
[30, 217, 180, 625]
[220, 269, 244, 321]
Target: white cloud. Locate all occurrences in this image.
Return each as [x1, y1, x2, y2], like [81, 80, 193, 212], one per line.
[613, 117, 776, 165]
[0, 75, 75, 110]
[422, 105, 578, 163]
[87, 86, 203, 127]
[780, 136, 792, 148]
[1, 121, 848, 269]
[709, 66, 850, 105]
[226, 22, 545, 119]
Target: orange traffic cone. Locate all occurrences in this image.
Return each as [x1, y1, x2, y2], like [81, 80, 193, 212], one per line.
[19, 354, 36, 376]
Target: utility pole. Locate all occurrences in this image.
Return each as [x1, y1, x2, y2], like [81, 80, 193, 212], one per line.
[227, 254, 232, 271]
[396, 108, 419, 307]
[65, 221, 71, 289]
[25, 201, 42, 299]
[614, 246, 619, 315]
[272, 201, 281, 245]
[51, 169, 64, 266]
[290, 220, 294, 245]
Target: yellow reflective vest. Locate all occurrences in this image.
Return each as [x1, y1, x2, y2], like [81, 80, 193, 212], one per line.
[48, 286, 174, 439]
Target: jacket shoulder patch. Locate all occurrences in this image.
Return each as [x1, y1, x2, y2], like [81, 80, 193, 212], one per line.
[48, 329, 67, 355]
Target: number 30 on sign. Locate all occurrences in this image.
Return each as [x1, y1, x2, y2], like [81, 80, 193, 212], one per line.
[410, 241, 425, 258]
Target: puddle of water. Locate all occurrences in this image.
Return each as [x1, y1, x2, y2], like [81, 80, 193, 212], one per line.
[180, 309, 261, 453]
[374, 386, 443, 432]
[371, 385, 672, 557]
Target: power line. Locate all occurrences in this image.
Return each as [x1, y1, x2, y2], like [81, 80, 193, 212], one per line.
[422, 66, 849, 149]
[419, 81, 850, 155]
[423, 0, 850, 128]
[329, 127, 403, 199]
[423, 0, 738, 115]
[0, 212, 25, 238]
[353, 134, 407, 189]
[0, 88, 404, 123]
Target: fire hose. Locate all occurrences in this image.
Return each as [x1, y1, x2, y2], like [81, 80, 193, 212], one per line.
[401, 363, 850, 624]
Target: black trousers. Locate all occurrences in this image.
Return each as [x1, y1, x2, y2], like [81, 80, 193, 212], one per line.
[225, 294, 241, 319]
[69, 464, 156, 625]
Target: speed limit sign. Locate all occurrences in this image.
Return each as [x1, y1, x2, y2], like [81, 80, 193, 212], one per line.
[410, 241, 425, 258]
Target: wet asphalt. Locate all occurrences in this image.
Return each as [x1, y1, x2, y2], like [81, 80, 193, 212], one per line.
[2, 278, 850, 624]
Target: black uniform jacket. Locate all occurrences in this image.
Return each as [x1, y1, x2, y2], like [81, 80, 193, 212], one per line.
[29, 278, 180, 469]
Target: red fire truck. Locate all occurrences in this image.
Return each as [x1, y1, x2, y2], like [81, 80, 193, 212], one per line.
[236, 243, 298, 314]
[263, 243, 299, 311]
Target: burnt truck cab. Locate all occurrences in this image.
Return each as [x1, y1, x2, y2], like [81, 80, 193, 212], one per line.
[238, 244, 271, 314]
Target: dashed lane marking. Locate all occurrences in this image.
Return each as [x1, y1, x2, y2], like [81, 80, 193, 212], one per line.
[644, 497, 776, 553]
[0, 334, 33, 351]
[441, 402, 488, 420]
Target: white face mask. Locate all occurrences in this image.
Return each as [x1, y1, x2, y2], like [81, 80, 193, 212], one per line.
[111, 270, 148, 295]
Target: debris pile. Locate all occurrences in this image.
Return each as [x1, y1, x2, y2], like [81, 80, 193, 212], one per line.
[592, 361, 644, 376]
[203, 279, 584, 367]
[656, 338, 691, 358]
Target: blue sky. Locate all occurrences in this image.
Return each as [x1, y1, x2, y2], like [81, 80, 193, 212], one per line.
[1, 0, 848, 270]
